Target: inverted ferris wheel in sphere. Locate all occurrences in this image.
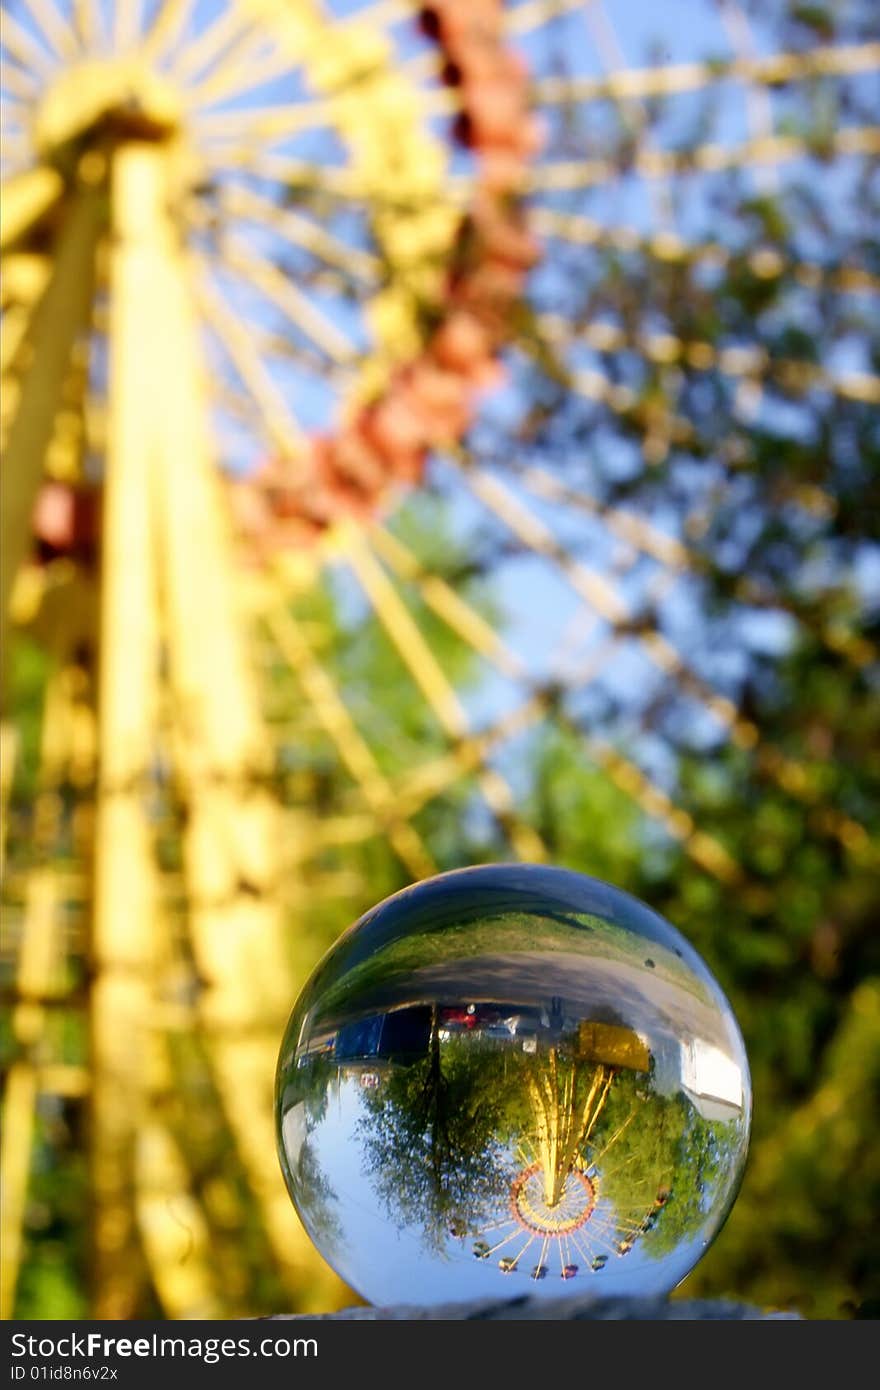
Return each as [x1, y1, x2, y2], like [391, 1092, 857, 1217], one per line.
[1, 0, 876, 1319]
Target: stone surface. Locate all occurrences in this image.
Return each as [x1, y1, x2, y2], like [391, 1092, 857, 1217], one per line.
[267, 1294, 800, 1320]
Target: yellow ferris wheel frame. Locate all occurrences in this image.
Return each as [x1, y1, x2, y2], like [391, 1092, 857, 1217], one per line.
[0, 0, 467, 1320]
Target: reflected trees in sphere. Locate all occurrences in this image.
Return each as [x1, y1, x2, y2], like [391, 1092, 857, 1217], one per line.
[276, 863, 751, 1306]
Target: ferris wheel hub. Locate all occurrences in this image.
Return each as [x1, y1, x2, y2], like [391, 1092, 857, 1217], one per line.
[510, 1162, 597, 1237]
[34, 60, 183, 167]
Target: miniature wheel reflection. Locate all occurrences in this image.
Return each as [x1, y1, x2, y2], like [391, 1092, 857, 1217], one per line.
[510, 1161, 596, 1236]
[277, 865, 752, 1303]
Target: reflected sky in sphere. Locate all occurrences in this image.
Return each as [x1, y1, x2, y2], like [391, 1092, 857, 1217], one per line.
[275, 864, 751, 1306]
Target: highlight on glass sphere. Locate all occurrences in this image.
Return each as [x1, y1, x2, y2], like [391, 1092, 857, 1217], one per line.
[275, 864, 751, 1307]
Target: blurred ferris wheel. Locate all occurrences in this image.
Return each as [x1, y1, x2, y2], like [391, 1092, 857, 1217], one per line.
[1, 0, 877, 1319]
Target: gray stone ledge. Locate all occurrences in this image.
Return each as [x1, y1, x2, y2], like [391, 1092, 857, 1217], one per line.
[266, 1294, 801, 1320]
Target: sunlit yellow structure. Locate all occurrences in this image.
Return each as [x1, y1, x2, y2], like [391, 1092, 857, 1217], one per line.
[2, 0, 877, 1322]
[0, 0, 469, 1320]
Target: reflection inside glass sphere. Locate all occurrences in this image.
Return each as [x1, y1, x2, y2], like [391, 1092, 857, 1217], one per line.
[276, 865, 751, 1305]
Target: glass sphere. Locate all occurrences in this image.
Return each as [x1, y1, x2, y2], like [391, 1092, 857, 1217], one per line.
[276, 864, 751, 1306]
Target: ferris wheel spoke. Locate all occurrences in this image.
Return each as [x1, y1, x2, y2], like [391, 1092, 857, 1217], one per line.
[0, 134, 32, 176]
[190, 235, 365, 383]
[190, 99, 335, 145]
[339, 0, 412, 32]
[399, 46, 444, 85]
[1, 59, 42, 102]
[278, 806, 376, 860]
[719, 0, 779, 197]
[511, 345, 860, 526]
[344, 530, 547, 859]
[263, 603, 437, 881]
[289, 633, 740, 886]
[580, 727, 746, 884]
[385, 691, 549, 824]
[549, 631, 624, 708]
[0, 90, 28, 123]
[16, 0, 81, 64]
[530, 39, 880, 107]
[506, 636, 743, 882]
[220, 234, 361, 367]
[179, 23, 281, 110]
[182, 37, 299, 111]
[486, 1227, 535, 1261]
[526, 206, 880, 298]
[589, 625, 867, 861]
[528, 125, 880, 191]
[221, 147, 474, 211]
[219, 152, 374, 203]
[390, 707, 552, 854]
[166, 4, 250, 83]
[584, 0, 673, 228]
[215, 184, 381, 287]
[392, 706, 550, 845]
[536, 310, 880, 409]
[506, 0, 584, 38]
[370, 524, 527, 681]
[507, 339, 698, 456]
[111, 0, 146, 52]
[508, 462, 690, 575]
[196, 274, 310, 455]
[139, 0, 191, 62]
[1, 10, 58, 79]
[344, 529, 470, 739]
[479, 764, 548, 862]
[575, 1216, 620, 1258]
[241, 319, 352, 393]
[462, 464, 629, 628]
[69, 0, 107, 51]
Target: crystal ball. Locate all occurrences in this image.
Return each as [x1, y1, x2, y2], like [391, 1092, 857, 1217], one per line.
[275, 864, 751, 1306]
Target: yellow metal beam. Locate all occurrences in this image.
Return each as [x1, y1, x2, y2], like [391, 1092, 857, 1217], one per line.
[528, 126, 880, 191]
[531, 40, 880, 105]
[168, 6, 247, 82]
[345, 528, 470, 739]
[135, 1123, 222, 1319]
[537, 310, 880, 407]
[1, 10, 57, 80]
[265, 603, 436, 881]
[507, 0, 584, 35]
[21, 0, 80, 64]
[196, 275, 309, 455]
[529, 206, 880, 295]
[0, 651, 78, 1321]
[0, 1065, 38, 1321]
[370, 525, 527, 680]
[219, 233, 359, 366]
[0, 721, 16, 881]
[141, 0, 191, 63]
[215, 183, 380, 284]
[0, 166, 64, 253]
[345, 529, 547, 861]
[90, 143, 162, 1319]
[141, 142, 345, 1310]
[0, 187, 101, 669]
